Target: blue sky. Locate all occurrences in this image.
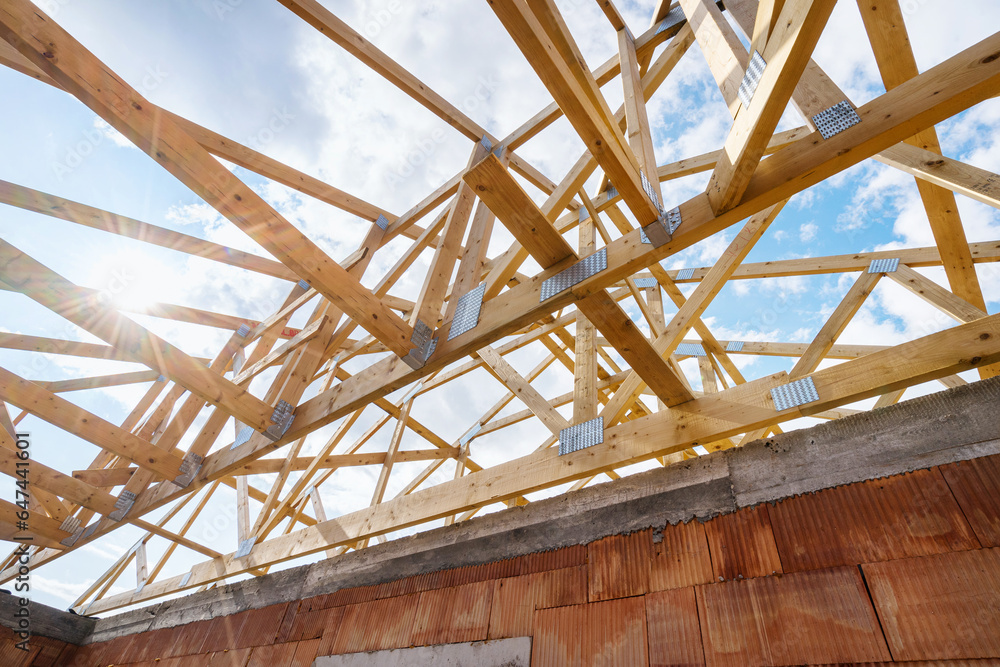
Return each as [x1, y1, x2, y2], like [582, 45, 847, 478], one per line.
[1, 0, 998, 611]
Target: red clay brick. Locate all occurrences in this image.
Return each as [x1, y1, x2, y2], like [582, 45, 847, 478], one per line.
[646, 587, 704, 666]
[703, 505, 781, 581]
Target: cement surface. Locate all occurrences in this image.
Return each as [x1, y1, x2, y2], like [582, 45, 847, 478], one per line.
[312, 637, 531, 666]
[44, 376, 1000, 645]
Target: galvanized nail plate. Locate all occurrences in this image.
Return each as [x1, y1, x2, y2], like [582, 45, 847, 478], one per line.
[771, 377, 820, 411]
[559, 417, 604, 456]
[868, 257, 900, 274]
[448, 283, 487, 341]
[738, 51, 767, 108]
[812, 100, 861, 140]
[540, 247, 607, 301]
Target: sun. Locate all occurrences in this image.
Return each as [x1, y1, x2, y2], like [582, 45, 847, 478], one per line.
[88, 252, 164, 314]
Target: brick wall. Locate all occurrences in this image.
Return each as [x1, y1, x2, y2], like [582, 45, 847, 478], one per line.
[7, 453, 1000, 666]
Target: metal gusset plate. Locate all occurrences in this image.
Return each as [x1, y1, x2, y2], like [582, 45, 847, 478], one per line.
[540, 248, 607, 301]
[559, 417, 605, 456]
[59, 515, 81, 534]
[641, 170, 664, 214]
[632, 277, 658, 288]
[726, 340, 745, 352]
[460, 422, 482, 447]
[675, 267, 695, 281]
[375, 213, 389, 230]
[868, 258, 900, 274]
[235, 537, 257, 559]
[448, 283, 487, 341]
[676, 343, 706, 357]
[738, 51, 767, 108]
[771, 377, 820, 411]
[656, 5, 686, 35]
[236, 323, 251, 338]
[812, 100, 861, 140]
[232, 425, 254, 450]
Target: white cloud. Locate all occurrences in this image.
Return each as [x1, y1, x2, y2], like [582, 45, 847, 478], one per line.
[799, 222, 819, 243]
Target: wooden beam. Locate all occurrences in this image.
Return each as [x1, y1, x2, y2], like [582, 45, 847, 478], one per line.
[0, 240, 276, 432]
[411, 142, 489, 328]
[789, 270, 881, 378]
[477, 346, 569, 435]
[619, 24, 661, 198]
[875, 143, 1000, 211]
[446, 197, 496, 324]
[232, 449, 453, 476]
[276, 0, 487, 140]
[0, 180, 296, 281]
[750, 0, 786, 55]
[131, 519, 222, 560]
[261, 30, 1000, 456]
[596, 0, 629, 31]
[38, 371, 161, 394]
[0, 1, 416, 357]
[706, 0, 836, 213]
[369, 399, 413, 507]
[482, 27, 693, 297]
[886, 264, 988, 324]
[502, 9, 687, 149]
[679, 0, 750, 117]
[598, 202, 784, 425]
[0, 280, 270, 336]
[162, 110, 400, 230]
[466, 153, 694, 406]
[0, 366, 186, 482]
[857, 0, 988, 313]
[0, 40, 402, 235]
[488, 0, 660, 225]
[72, 468, 135, 488]
[0, 429, 118, 517]
[665, 241, 1000, 284]
[231, 316, 328, 386]
[575, 214, 599, 423]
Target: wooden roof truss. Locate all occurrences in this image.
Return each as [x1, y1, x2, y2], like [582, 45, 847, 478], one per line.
[0, 0, 998, 614]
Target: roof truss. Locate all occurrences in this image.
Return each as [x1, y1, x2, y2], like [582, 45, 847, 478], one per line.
[0, 0, 997, 615]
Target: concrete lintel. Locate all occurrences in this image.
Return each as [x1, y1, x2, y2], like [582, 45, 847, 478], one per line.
[314, 636, 531, 666]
